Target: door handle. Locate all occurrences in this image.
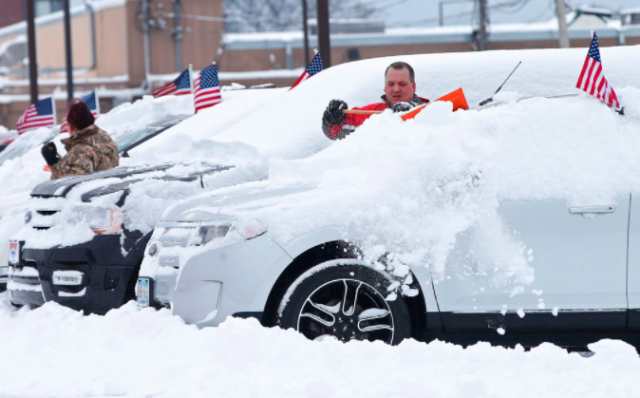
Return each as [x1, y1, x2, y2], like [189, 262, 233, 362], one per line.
[568, 205, 615, 214]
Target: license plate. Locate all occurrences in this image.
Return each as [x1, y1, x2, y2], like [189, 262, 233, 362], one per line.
[136, 277, 150, 307]
[8, 240, 19, 265]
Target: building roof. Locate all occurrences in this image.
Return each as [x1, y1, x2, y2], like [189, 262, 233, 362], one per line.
[222, 19, 640, 51]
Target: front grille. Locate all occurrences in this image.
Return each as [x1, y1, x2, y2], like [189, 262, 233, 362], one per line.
[36, 210, 58, 216]
[29, 202, 62, 231]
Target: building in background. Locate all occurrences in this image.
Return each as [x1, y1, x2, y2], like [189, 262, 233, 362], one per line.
[0, 0, 26, 29]
[0, 0, 222, 129]
[1, 1, 640, 129]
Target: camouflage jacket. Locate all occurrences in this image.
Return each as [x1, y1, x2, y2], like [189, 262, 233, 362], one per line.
[51, 125, 119, 180]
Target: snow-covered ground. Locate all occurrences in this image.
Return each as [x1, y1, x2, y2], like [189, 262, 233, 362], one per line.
[0, 299, 638, 398]
[3, 45, 640, 397]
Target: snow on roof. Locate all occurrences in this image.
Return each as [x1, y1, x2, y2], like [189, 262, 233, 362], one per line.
[621, 7, 640, 15]
[222, 18, 632, 50]
[575, 5, 614, 16]
[2, 74, 129, 87]
[149, 69, 304, 86]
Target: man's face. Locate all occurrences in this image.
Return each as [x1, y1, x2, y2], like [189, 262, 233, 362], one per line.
[384, 67, 416, 105]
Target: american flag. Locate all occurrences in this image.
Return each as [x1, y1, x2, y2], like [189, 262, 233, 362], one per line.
[576, 32, 620, 109]
[194, 64, 222, 113]
[290, 52, 323, 90]
[153, 67, 193, 98]
[16, 97, 56, 135]
[60, 91, 100, 134]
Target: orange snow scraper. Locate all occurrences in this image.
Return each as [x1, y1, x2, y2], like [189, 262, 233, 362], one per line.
[401, 88, 469, 121]
[341, 88, 469, 120]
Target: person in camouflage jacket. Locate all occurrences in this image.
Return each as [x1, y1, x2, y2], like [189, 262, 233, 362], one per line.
[41, 102, 119, 180]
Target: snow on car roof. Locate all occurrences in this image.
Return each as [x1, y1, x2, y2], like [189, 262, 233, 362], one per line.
[212, 45, 640, 160]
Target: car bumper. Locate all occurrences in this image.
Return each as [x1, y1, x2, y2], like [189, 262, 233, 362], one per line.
[0, 265, 8, 292]
[20, 234, 147, 315]
[8, 273, 45, 307]
[142, 233, 292, 326]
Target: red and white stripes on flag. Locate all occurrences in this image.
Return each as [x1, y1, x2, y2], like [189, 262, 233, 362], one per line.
[152, 67, 194, 98]
[16, 97, 56, 135]
[194, 64, 222, 113]
[576, 32, 621, 110]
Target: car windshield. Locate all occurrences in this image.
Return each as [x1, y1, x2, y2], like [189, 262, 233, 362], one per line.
[114, 116, 187, 154]
[0, 128, 58, 167]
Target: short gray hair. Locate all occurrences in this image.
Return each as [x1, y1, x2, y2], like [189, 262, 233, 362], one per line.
[385, 62, 415, 83]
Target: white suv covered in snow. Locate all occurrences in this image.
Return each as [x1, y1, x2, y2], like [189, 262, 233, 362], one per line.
[137, 87, 640, 348]
[134, 46, 640, 347]
[137, 178, 640, 347]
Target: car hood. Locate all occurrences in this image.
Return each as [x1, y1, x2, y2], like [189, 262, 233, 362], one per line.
[159, 181, 315, 224]
[31, 163, 232, 201]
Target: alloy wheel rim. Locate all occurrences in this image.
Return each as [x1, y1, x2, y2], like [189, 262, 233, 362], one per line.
[296, 278, 395, 344]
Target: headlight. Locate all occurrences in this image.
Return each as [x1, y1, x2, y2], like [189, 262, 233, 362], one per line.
[71, 206, 123, 235]
[198, 225, 231, 245]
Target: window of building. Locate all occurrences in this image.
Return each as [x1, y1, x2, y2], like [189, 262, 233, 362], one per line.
[35, 0, 63, 17]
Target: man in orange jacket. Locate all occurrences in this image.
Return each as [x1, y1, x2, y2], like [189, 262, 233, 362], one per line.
[322, 61, 430, 140]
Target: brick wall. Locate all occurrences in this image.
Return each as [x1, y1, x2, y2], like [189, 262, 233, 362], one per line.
[0, 0, 25, 28]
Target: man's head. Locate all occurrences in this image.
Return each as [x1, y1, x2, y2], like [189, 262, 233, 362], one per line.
[384, 62, 416, 105]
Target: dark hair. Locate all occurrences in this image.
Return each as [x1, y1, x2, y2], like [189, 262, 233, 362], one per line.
[66, 101, 95, 131]
[385, 62, 415, 83]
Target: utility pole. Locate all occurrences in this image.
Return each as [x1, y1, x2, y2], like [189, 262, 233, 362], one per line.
[317, 0, 331, 67]
[478, 0, 488, 51]
[302, 0, 310, 64]
[63, 0, 74, 105]
[141, 0, 151, 86]
[555, 0, 570, 48]
[173, 0, 183, 71]
[25, 0, 38, 103]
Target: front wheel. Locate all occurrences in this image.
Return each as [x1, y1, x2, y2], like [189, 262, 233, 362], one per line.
[278, 262, 412, 345]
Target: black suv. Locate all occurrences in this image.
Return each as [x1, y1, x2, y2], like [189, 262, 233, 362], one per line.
[9, 162, 229, 313]
[7, 115, 235, 313]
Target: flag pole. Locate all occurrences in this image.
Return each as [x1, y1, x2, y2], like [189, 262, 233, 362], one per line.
[52, 97, 57, 125]
[188, 64, 195, 114]
[95, 88, 101, 117]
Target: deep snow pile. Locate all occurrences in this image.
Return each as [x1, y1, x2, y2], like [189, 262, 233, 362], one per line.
[167, 87, 640, 289]
[0, 299, 639, 398]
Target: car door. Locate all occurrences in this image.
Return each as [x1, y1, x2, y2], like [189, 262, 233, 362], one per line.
[433, 195, 630, 333]
[628, 193, 640, 331]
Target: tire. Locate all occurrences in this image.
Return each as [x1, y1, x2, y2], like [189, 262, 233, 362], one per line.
[278, 261, 412, 345]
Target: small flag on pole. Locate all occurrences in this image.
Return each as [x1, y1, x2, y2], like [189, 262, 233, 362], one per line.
[194, 64, 222, 113]
[152, 67, 193, 98]
[60, 91, 100, 134]
[290, 52, 323, 90]
[16, 97, 56, 135]
[576, 32, 621, 110]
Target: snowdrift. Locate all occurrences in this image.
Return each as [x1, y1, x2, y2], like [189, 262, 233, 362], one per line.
[0, 300, 638, 398]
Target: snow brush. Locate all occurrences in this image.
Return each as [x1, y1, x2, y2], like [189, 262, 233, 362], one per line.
[341, 88, 470, 119]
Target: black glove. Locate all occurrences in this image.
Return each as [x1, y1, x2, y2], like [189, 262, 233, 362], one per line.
[41, 142, 59, 166]
[322, 99, 348, 126]
[392, 102, 413, 113]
